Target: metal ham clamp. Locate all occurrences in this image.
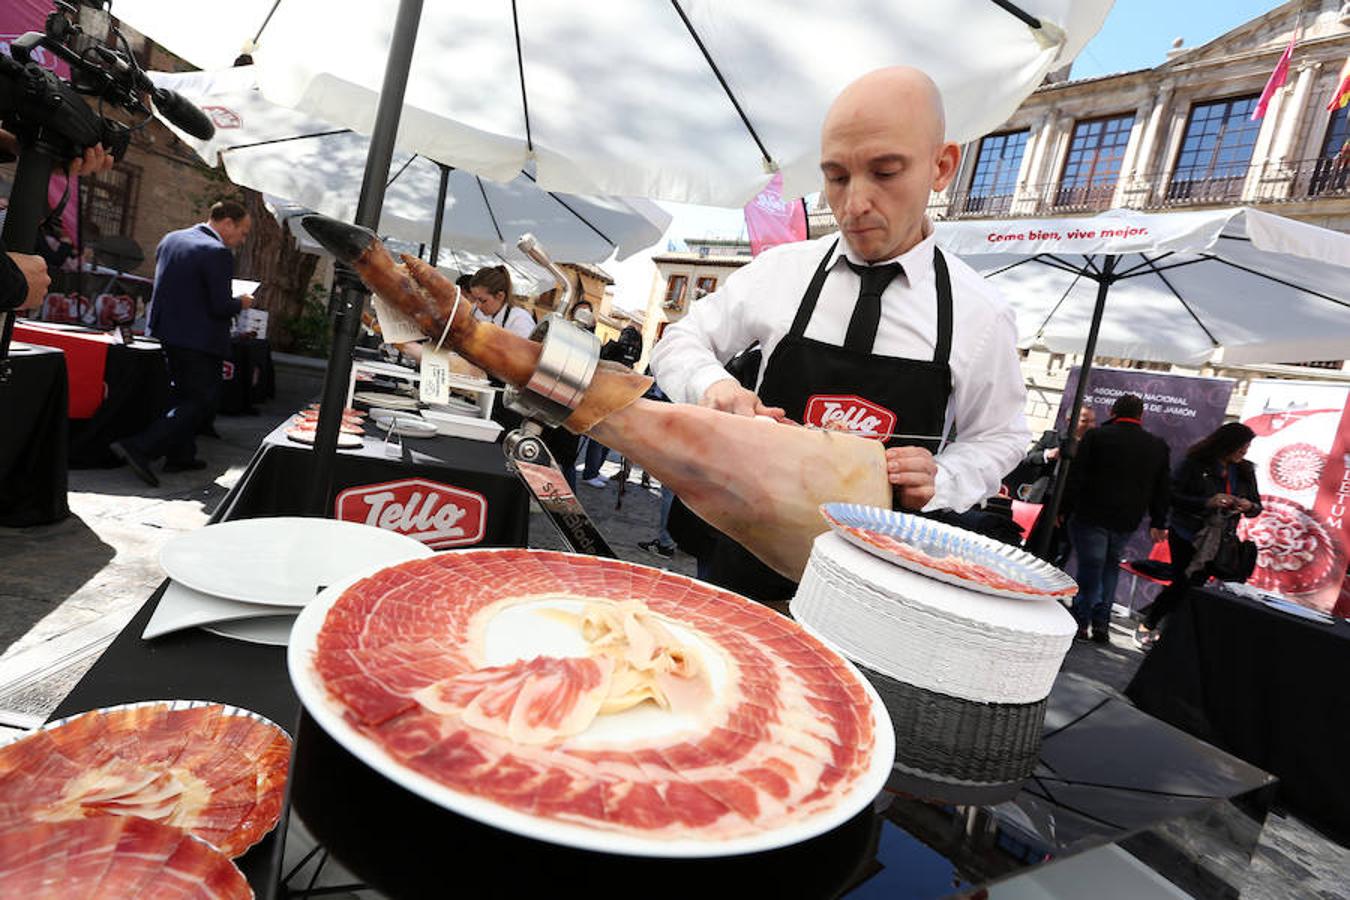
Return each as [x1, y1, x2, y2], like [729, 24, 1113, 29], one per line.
[500, 234, 616, 558]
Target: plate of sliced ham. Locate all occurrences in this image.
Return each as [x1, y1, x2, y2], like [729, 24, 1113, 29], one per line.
[0, 700, 291, 858]
[289, 549, 893, 858]
[0, 817, 251, 899]
[820, 504, 1077, 601]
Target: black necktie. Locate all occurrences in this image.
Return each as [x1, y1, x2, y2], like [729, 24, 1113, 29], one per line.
[843, 260, 903, 353]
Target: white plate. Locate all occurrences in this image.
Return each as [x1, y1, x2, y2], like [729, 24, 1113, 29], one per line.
[160, 517, 433, 608]
[353, 391, 420, 411]
[286, 427, 363, 448]
[288, 551, 894, 859]
[370, 409, 439, 438]
[820, 503, 1077, 601]
[354, 360, 421, 380]
[143, 581, 285, 640]
[202, 615, 296, 646]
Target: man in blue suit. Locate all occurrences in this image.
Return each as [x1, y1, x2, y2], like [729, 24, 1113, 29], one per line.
[111, 200, 253, 486]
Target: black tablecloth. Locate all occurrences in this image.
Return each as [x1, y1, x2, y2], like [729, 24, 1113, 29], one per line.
[1126, 587, 1350, 846]
[215, 421, 529, 549]
[0, 344, 69, 526]
[219, 338, 275, 415]
[68, 341, 170, 468]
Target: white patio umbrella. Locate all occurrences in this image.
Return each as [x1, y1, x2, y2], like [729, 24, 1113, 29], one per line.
[112, 0, 1114, 512]
[935, 206, 1350, 551]
[148, 67, 671, 265]
[114, 0, 1113, 206]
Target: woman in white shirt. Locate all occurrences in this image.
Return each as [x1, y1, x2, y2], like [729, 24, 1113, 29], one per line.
[469, 266, 535, 338]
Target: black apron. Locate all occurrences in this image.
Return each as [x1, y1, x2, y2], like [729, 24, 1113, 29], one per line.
[707, 239, 955, 602]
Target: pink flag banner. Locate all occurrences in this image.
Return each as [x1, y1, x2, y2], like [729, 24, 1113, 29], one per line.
[1252, 34, 1296, 121]
[2, 0, 80, 246]
[744, 173, 806, 257]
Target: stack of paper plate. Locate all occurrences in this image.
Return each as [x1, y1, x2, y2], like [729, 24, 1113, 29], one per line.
[146, 517, 431, 646]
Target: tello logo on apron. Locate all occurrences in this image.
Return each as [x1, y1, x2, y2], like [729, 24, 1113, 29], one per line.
[804, 394, 896, 440]
[334, 478, 487, 549]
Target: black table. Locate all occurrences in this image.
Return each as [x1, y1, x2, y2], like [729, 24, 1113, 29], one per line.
[0, 343, 69, 526]
[214, 420, 529, 549]
[68, 340, 170, 468]
[219, 337, 275, 415]
[1126, 586, 1350, 846]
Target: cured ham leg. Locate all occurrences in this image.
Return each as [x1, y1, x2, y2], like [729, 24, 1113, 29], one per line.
[303, 216, 890, 581]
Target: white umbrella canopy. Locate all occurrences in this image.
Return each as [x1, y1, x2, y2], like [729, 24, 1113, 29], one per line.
[937, 208, 1350, 367]
[147, 67, 671, 264]
[114, 0, 1113, 206]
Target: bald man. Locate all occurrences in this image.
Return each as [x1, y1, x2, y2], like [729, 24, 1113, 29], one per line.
[650, 67, 1030, 602]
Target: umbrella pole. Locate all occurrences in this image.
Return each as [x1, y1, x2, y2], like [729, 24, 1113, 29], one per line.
[306, 0, 424, 515]
[1032, 253, 1118, 558]
[428, 163, 450, 266]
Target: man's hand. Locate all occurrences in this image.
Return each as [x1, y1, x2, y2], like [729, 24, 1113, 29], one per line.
[1044, 446, 1060, 462]
[885, 445, 938, 510]
[1234, 497, 1254, 513]
[7, 252, 50, 310]
[699, 378, 785, 420]
[67, 144, 114, 178]
[1149, 527, 1168, 544]
[1208, 492, 1236, 510]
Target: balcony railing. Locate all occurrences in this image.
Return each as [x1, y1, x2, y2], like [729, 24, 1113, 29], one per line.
[928, 156, 1350, 220]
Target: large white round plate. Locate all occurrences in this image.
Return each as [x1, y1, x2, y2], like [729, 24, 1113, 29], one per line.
[202, 615, 296, 646]
[288, 551, 895, 858]
[370, 409, 439, 438]
[820, 503, 1077, 601]
[160, 517, 433, 608]
[353, 391, 420, 411]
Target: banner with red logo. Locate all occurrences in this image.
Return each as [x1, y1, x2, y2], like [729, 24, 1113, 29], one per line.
[1238, 381, 1350, 615]
[334, 478, 487, 550]
[1, 0, 80, 245]
[743, 173, 807, 257]
[802, 394, 896, 440]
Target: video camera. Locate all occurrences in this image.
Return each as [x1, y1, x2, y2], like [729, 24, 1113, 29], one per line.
[0, 1, 214, 372]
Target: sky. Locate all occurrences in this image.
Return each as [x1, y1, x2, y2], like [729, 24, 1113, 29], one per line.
[606, 0, 1289, 312]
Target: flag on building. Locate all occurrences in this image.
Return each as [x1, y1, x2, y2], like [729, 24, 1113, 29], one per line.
[1328, 56, 1350, 111]
[1252, 33, 1296, 121]
[743, 173, 807, 257]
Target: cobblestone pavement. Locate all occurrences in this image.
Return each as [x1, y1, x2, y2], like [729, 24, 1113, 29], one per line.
[0, 364, 1344, 896]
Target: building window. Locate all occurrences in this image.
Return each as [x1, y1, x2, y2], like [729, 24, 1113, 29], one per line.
[1056, 114, 1134, 209]
[964, 130, 1028, 214]
[81, 164, 141, 242]
[662, 275, 687, 311]
[694, 276, 717, 299]
[1168, 95, 1261, 203]
[1310, 105, 1350, 197]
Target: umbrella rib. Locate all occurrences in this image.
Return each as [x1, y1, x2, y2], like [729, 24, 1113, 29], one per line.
[518, 169, 616, 247]
[385, 154, 418, 190]
[984, 255, 1043, 278]
[1197, 253, 1350, 311]
[1138, 253, 1220, 347]
[988, 0, 1043, 30]
[670, 0, 774, 170]
[1030, 265, 1086, 339]
[220, 128, 353, 152]
[1114, 251, 1174, 279]
[1035, 255, 1092, 278]
[477, 177, 505, 243]
[510, 0, 533, 152]
[251, 0, 284, 44]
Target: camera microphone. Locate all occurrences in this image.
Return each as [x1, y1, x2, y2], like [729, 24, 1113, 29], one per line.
[151, 87, 215, 141]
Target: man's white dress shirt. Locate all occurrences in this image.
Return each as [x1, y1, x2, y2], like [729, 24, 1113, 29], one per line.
[649, 228, 1030, 513]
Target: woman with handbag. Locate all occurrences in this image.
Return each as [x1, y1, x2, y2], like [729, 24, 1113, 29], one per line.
[1136, 422, 1262, 648]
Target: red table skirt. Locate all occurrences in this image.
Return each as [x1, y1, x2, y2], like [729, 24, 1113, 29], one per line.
[13, 322, 114, 418]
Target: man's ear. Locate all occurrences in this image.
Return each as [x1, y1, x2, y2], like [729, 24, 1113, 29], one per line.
[932, 142, 961, 193]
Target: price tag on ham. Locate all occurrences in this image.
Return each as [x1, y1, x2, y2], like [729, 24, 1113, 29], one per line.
[289, 549, 893, 857]
[420, 347, 452, 406]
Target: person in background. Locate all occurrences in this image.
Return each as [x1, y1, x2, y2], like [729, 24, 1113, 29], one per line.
[1009, 405, 1097, 503]
[1136, 422, 1260, 648]
[571, 299, 596, 332]
[111, 200, 254, 486]
[469, 265, 534, 338]
[636, 383, 677, 559]
[1061, 394, 1170, 644]
[579, 325, 643, 488]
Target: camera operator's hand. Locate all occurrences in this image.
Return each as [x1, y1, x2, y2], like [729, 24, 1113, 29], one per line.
[6, 252, 51, 310]
[68, 143, 114, 177]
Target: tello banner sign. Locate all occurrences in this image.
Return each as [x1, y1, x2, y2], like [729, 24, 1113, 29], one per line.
[803, 394, 895, 440]
[334, 478, 486, 549]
